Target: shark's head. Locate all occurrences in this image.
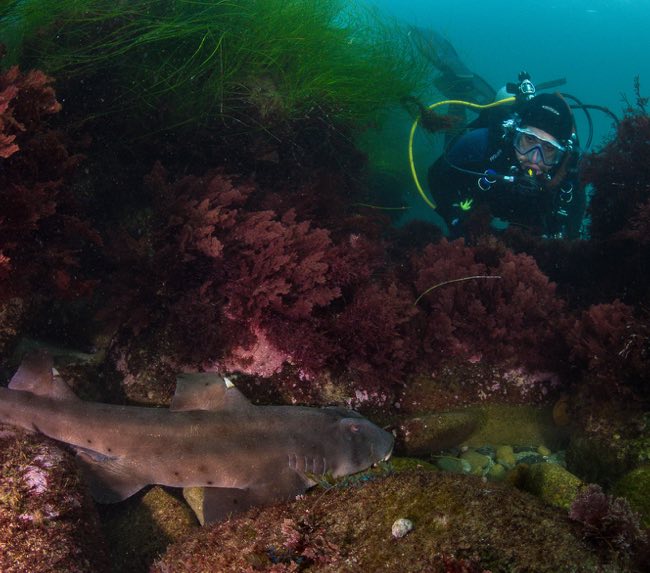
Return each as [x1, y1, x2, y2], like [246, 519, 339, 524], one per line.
[323, 408, 394, 478]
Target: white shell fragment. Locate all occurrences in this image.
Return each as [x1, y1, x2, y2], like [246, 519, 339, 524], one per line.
[391, 517, 414, 539]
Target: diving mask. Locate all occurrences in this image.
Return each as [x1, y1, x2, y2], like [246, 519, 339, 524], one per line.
[513, 127, 566, 167]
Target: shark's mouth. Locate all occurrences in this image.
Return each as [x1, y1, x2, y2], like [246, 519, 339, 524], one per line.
[373, 445, 394, 467]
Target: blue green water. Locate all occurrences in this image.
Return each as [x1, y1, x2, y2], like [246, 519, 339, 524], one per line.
[368, 0, 648, 148]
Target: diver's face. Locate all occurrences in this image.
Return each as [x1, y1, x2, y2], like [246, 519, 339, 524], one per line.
[513, 126, 562, 175]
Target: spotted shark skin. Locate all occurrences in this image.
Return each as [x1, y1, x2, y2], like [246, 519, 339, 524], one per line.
[0, 351, 394, 523]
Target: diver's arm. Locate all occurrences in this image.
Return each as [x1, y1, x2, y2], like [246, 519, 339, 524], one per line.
[428, 156, 481, 237]
[428, 129, 490, 236]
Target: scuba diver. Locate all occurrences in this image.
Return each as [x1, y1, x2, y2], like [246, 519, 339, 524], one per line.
[406, 28, 617, 239]
[426, 82, 585, 239]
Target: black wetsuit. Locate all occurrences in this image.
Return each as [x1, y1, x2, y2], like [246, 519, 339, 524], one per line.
[428, 127, 586, 239]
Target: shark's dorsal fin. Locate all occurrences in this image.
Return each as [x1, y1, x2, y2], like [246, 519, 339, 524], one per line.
[170, 372, 252, 412]
[9, 350, 79, 401]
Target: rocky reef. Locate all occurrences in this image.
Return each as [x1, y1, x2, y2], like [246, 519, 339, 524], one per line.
[152, 469, 626, 572]
[0, 426, 108, 573]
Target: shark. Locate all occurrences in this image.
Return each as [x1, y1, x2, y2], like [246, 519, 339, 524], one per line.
[0, 351, 394, 524]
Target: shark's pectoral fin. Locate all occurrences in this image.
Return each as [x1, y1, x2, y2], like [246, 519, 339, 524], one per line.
[185, 470, 310, 525]
[76, 451, 146, 503]
[183, 486, 259, 525]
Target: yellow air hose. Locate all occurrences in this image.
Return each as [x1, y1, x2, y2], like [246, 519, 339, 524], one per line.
[408, 96, 516, 209]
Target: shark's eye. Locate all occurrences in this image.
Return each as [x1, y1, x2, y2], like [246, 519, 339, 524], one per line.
[340, 418, 364, 434]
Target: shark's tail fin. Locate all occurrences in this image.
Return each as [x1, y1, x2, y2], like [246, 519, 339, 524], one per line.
[8, 350, 79, 401]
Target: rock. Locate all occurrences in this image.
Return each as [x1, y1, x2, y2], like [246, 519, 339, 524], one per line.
[546, 450, 567, 467]
[496, 445, 516, 469]
[552, 394, 571, 427]
[567, 430, 649, 487]
[389, 457, 438, 473]
[395, 411, 479, 456]
[515, 452, 545, 465]
[0, 426, 109, 573]
[460, 450, 491, 476]
[152, 470, 611, 572]
[513, 445, 537, 453]
[519, 463, 584, 510]
[391, 517, 414, 538]
[475, 445, 496, 457]
[436, 456, 471, 474]
[462, 404, 568, 448]
[183, 487, 205, 525]
[613, 465, 650, 528]
[487, 463, 507, 481]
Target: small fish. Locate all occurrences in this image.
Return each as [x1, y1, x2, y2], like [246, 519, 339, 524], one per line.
[0, 351, 393, 524]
